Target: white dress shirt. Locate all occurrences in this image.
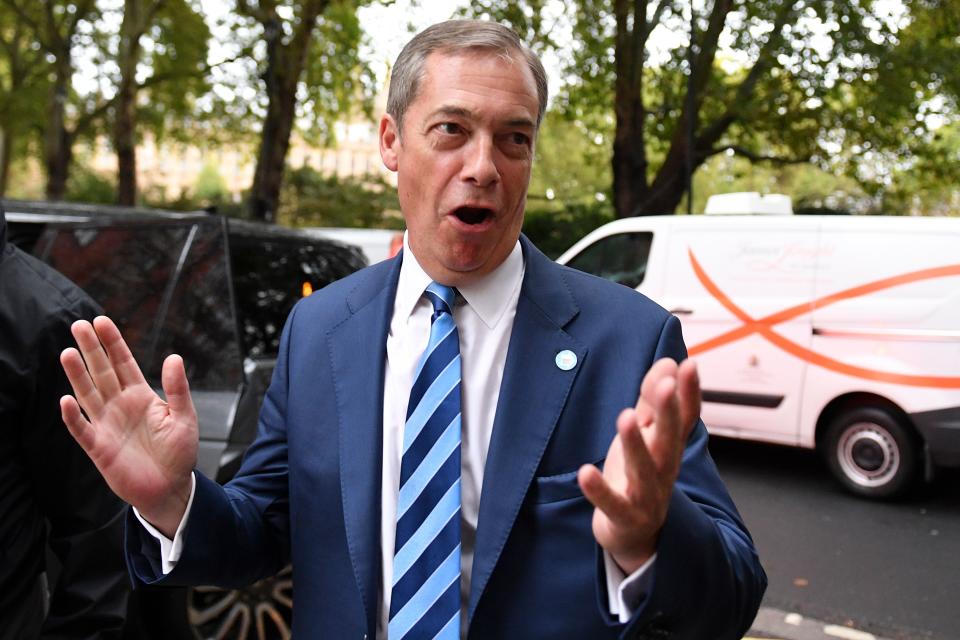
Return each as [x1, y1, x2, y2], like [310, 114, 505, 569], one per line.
[137, 235, 654, 638]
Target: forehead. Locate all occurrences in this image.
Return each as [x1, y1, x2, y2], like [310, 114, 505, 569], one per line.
[409, 50, 539, 124]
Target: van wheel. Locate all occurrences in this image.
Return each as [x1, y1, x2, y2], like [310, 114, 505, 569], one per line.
[187, 565, 293, 640]
[823, 406, 919, 499]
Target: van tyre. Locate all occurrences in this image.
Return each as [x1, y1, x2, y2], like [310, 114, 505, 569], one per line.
[823, 406, 919, 499]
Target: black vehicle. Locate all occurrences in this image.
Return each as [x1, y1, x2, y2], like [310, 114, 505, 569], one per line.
[4, 199, 367, 639]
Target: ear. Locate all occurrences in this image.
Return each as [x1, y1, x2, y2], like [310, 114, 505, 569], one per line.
[379, 114, 400, 172]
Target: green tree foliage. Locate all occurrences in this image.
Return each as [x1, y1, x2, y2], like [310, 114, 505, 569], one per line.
[195, 160, 229, 205]
[522, 202, 615, 259]
[66, 164, 117, 203]
[522, 110, 615, 257]
[112, 0, 211, 205]
[0, 2, 50, 195]
[232, 0, 376, 222]
[529, 113, 612, 206]
[467, 0, 960, 217]
[685, 152, 868, 214]
[881, 121, 960, 215]
[0, 0, 211, 203]
[278, 164, 402, 229]
[1, 0, 103, 200]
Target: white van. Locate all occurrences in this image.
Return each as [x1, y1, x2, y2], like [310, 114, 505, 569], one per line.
[556, 213, 960, 498]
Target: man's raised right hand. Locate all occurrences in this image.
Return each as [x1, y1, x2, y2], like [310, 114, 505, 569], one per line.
[60, 316, 198, 538]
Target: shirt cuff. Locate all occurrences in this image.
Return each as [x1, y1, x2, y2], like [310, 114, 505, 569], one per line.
[604, 550, 657, 623]
[132, 472, 197, 575]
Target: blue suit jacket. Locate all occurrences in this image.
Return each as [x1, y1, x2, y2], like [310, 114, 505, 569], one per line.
[127, 237, 766, 639]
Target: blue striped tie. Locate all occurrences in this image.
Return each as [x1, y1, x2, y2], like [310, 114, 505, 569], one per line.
[389, 283, 461, 640]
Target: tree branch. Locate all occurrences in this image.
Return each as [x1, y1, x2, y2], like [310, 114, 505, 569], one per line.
[632, 0, 645, 70]
[65, 0, 97, 47]
[695, 1, 798, 154]
[0, 19, 24, 62]
[647, 0, 671, 36]
[731, 2, 796, 106]
[42, 0, 60, 50]
[688, 0, 734, 107]
[130, 51, 246, 96]
[236, 0, 270, 23]
[1, 0, 49, 49]
[72, 94, 117, 136]
[128, 0, 166, 44]
[707, 144, 810, 165]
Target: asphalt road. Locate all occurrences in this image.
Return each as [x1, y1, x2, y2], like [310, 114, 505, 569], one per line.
[709, 436, 960, 640]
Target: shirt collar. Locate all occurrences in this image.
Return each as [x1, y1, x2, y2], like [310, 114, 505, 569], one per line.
[396, 232, 525, 330]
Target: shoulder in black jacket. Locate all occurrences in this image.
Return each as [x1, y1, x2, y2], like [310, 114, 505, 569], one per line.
[0, 206, 129, 639]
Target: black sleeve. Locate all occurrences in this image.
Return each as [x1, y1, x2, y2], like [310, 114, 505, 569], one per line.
[22, 297, 130, 639]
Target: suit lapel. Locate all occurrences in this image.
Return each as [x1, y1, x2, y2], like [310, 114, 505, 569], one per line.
[328, 255, 402, 635]
[468, 237, 586, 621]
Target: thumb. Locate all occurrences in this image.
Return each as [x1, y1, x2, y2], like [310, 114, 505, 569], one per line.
[161, 354, 194, 417]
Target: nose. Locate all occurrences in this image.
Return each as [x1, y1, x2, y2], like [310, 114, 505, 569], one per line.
[460, 136, 500, 188]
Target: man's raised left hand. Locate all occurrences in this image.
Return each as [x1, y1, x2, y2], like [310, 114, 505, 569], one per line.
[577, 358, 701, 574]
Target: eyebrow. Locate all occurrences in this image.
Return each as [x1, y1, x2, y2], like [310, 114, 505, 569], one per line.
[428, 105, 536, 130]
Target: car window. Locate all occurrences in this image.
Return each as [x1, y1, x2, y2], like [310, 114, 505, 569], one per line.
[38, 220, 243, 390]
[228, 232, 363, 359]
[565, 231, 653, 289]
[151, 222, 244, 390]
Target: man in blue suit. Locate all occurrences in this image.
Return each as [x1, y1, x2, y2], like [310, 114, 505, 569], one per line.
[60, 20, 765, 639]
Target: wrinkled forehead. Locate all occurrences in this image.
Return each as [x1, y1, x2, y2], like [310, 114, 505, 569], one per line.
[415, 49, 539, 109]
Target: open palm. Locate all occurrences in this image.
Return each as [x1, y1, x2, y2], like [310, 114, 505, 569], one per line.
[60, 316, 197, 535]
[578, 358, 700, 573]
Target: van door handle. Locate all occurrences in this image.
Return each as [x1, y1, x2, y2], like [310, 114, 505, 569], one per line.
[670, 307, 694, 316]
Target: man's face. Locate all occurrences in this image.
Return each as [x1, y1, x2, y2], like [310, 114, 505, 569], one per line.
[379, 50, 539, 286]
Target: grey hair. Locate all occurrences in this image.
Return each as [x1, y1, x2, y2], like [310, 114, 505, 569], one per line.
[386, 20, 548, 135]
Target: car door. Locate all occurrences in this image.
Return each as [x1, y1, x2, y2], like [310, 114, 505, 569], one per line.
[661, 219, 819, 444]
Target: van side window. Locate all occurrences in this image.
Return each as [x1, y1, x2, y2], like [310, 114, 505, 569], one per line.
[566, 232, 653, 289]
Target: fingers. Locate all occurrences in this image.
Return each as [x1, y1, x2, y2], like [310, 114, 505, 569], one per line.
[578, 463, 631, 519]
[638, 358, 677, 408]
[676, 359, 701, 440]
[93, 316, 147, 389]
[635, 358, 677, 426]
[647, 374, 682, 464]
[60, 394, 96, 453]
[635, 357, 694, 472]
[161, 354, 194, 418]
[61, 347, 105, 419]
[71, 319, 122, 400]
[616, 408, 655, 496]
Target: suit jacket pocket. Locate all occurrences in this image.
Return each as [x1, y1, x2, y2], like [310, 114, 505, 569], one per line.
[531, 458, 605, 504]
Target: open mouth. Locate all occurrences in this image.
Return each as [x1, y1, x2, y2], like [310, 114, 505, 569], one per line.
[452, 207, 494, 226]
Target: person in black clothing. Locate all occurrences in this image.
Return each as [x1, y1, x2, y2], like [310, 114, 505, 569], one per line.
[0, 203, 129, 639]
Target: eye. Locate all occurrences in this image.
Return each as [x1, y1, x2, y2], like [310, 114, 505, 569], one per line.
[507, 132, 531, 147]
[436, 122, 463, 135]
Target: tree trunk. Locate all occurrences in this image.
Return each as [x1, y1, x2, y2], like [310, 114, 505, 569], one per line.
[641, 149, 693, 214]
[44, 54, 72, 201]
[249, 70, 299, 223]
[115, 94, 137, 206]
[247, 1, 328, 223]
[614, 0, 736, 217]
[612, 77, 649, 218]
[114, 0, 144, 206]
[612, 1, 644, 219]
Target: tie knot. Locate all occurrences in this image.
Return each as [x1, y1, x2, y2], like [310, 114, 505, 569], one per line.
[424, 282, 455, 317]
